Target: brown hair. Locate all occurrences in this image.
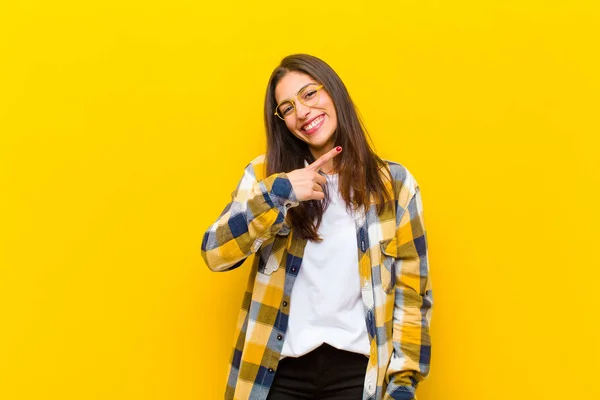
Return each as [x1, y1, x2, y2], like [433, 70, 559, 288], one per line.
[264, 54, 390, 241]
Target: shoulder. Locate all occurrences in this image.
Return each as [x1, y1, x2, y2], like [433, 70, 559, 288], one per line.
[242, 154, 268, 181]
[381, 159, 420, 206]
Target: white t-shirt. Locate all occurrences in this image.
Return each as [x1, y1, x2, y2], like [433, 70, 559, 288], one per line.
[281, 173, 370, 358]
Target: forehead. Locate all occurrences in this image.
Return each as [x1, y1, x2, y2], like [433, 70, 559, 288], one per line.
[275, 71, 316, 103]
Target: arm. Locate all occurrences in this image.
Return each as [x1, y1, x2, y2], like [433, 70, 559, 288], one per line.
[200, 161, 299, 272]
[384, 185, 433, 400]
[201, 147, 343, 272]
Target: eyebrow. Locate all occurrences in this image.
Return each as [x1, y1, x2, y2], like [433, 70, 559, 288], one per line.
[278, 82, 319, 104]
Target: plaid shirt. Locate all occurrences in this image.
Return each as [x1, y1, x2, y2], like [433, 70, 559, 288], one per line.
[201, 154, 432, 400]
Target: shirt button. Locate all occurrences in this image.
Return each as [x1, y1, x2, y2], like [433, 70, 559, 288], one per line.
[268, 368, 274, 373]
[291, 267, 297, 273]
[277, 334, 283, 340]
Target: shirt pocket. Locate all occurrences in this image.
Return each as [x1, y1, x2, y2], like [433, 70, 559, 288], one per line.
[379, 237, 397, 294]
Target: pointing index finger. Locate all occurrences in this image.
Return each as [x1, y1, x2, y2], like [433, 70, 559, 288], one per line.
[307, 146, 342, 171]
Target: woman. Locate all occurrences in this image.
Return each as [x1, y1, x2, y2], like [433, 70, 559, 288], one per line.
[201, 54, 432, 400]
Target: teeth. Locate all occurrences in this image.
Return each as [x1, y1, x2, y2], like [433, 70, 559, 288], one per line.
[304, 116, 324, 130]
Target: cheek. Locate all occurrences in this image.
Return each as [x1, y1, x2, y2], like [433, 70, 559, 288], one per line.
[284, 119, 297, 132]
[327, 104, 337, 126]
[322, 97, 336, 118]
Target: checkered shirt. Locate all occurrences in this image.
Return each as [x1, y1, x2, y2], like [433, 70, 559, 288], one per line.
[201, 154, 432, 400]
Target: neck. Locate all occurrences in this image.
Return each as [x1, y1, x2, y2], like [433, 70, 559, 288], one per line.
[321, 161, 336, 175]
[310, 145, 336, 174]
[309, 141, 335, 160]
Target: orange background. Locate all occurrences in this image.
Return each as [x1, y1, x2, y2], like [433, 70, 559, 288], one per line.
[1, 1, 599, 399]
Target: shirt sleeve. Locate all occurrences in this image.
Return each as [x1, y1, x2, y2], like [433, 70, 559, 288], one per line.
[200, 162, 299, 272]
[384, 184, 433, 400]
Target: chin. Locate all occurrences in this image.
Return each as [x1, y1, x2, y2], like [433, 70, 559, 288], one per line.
[294, 126, 335, 148]
[315, 130, 335, 144]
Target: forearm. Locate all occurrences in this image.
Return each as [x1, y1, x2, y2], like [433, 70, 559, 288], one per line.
[384, 291, 433, 399]
[201, 171, 298, 272]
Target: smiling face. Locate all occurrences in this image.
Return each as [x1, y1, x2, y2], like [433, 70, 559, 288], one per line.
[274, 71, 338, 159]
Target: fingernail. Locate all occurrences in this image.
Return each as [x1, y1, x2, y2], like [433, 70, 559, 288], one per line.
[336, 146, 342, 152]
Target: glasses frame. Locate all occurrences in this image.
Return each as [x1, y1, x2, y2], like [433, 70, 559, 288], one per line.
[274, 84, 325, 120]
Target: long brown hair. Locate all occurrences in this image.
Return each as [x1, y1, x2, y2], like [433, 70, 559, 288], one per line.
[264, 54, 391, 241]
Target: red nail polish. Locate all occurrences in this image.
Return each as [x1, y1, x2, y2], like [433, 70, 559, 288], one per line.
[336, 146, 342, 152]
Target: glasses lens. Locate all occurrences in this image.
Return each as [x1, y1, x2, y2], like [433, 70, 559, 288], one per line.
[277, 101, 295, 118]
[298, 84, 321, 107]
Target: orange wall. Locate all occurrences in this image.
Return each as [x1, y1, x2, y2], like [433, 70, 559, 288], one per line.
[1, 1, 599, 399]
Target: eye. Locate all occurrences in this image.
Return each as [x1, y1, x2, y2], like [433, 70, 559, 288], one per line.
[279, 102, 294, 116]
[303, 90, 317, 100]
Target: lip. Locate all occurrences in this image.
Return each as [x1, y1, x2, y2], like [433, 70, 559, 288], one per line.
[300, 114, 325, 135]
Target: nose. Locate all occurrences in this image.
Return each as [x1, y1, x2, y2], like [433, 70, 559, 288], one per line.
[295, 100, 311, 119]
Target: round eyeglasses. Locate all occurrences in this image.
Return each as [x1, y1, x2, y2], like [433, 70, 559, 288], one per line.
[274, 84, 324, 120]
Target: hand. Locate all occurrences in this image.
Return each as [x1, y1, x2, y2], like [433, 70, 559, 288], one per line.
[286, 146, 342, 202]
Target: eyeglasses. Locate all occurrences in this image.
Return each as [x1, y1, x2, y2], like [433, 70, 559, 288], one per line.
[274, 83, 324, 120]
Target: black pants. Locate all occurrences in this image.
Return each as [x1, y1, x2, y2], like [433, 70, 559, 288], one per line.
[267, 343, 369, 400]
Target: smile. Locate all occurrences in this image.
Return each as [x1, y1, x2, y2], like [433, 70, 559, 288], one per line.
[302, 114, 325, 133]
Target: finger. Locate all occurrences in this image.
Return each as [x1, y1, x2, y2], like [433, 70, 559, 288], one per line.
[311, 191, 325, 201]
[307, 146, 342, 171]
[315, 174, 327, 185]
[312, 182, 323, 192]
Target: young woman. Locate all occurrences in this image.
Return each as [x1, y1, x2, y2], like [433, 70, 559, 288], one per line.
[201, 54, 432, 400]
